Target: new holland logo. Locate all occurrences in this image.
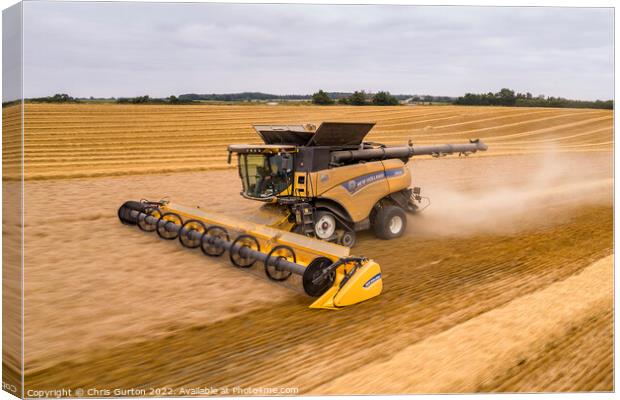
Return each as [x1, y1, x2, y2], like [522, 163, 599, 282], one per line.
[342, 168, 404, 194]
[363, 273, 381, 288]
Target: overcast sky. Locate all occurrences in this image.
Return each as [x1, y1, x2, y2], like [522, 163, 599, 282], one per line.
[5, 2, 615, 101]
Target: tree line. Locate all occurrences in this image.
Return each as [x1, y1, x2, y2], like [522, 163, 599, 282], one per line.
[6, 89, 613, 110]
[115, 95, 194, 104]
[312, 90, 399, 105]
[179, 92, 308, 102]
[454, 88, 613, 109]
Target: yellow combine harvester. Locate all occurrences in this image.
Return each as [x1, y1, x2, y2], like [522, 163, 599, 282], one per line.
[118, 122, 487, 309]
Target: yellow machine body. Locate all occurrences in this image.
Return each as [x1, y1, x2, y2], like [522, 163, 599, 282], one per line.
[309, 259, 383, 310]
[297, 158, 411, 223]
[230, 122, 486, 247]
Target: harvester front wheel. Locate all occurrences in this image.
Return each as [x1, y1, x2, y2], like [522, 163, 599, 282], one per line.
[314, 211, 337, 240]
[230, 234, 260, 268]
[373, 205, 407, 240]
[339, 230, 356, 247]
[265, 245, 295, 281]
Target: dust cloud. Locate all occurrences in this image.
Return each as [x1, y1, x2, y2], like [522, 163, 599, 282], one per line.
[408, 151, 612, 237]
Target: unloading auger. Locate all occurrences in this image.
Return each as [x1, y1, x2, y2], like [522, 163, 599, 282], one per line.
[117, 199, 382, 310]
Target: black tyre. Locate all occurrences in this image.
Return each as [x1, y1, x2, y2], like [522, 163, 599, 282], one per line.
[339, 230, 356, 247]
[314, 211, 337, 240]
[118, 201, 146, 225]
[372, 205, 407, 240]
[303, 257, 335, 297]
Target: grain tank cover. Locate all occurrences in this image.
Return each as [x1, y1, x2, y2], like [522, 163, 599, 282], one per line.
[253, 125, 314, 146]
[306, 122, 375, 147]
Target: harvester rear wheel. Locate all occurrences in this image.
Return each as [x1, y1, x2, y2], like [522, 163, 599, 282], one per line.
[200, 226, 230, 257]
[179, 220, 207, 248]
[265, 245, 295, 281]
[373, 205, 407, 240]
[138, 207, 162, 232]
[156, 212, 183, 240]
[303, 257, 335, 297]
[229, 234, 260, 268]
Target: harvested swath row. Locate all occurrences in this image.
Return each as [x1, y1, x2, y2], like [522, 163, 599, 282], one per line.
[316, 255, 613, 394]
[16, 104, 594, 130]
[3, 104, 612, 180]
[6, 126, 611, 159]
[372, 114, 612, 139]
[21, 108, 461, 131]
[22, 107, 461, 125]
[15, 112, 512, 142]
[491, 126, 611, 145]
[12, 149, 614, 177]
[478, 307, 613, 392]
[374, 110, 607, 134]
[7, 124, 613, 156]
[19, 108, 599, 136]
[2, 105, 23, 177]
[24, 206, 612, 391]
[19, 108, 534, 132]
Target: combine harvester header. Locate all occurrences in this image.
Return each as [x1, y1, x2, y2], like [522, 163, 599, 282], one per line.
[118, 122, 487, 309]
[118, 199, 381, 309]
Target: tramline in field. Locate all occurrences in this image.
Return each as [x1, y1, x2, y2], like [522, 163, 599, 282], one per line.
[118, 122, 487, 309]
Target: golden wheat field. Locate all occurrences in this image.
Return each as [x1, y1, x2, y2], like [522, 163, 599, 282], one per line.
[2, 103, 614, 395]
[2, 103, 613, 180]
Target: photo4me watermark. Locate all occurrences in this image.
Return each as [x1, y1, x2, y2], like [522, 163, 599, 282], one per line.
[26, 386, 300, 397]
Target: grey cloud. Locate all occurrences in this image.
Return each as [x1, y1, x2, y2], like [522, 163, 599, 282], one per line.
[20, 2, 613, 100]
[3, 2, 22, 102]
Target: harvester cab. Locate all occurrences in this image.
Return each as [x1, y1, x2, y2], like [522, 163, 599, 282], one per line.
[227, 122, 488, 248]
[229, 144, 296, 201]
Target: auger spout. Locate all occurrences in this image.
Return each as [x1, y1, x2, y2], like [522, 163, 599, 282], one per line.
[330, 139, 488, 164]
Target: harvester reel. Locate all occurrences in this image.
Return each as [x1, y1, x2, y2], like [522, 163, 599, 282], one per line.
[303, 257, 336, 297]
[179, 219, 207, 248]
[137, 207, 162, 232]
[264, 245, 295, 281]
[156, 212, 183, 240]
[229, 234, 261, 268]
[200, 226, 230, 257]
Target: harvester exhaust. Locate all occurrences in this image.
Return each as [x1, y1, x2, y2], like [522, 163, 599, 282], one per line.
[118, 200, 383, 309]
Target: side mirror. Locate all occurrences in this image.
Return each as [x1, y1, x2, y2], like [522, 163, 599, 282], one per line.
[227, 152, 232, 164]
